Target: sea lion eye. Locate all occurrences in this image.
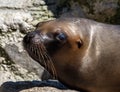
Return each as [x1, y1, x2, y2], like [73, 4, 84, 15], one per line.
[56, 33, 67, 41]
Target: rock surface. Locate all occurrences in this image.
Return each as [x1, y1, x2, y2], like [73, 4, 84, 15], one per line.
[0, 0, 120, 92]
[0, 80, 78, 92]
[0, 0, 56, 91]
[57, 0, 120, 24]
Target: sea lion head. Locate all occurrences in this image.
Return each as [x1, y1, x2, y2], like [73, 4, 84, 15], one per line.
[23, 18, 120, 92]
[23, 18, 86, 88]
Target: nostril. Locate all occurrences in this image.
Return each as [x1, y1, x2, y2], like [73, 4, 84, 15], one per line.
[23, 32, 35, 43]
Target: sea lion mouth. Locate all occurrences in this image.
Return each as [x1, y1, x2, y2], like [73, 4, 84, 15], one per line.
[23, 31, 57, 79]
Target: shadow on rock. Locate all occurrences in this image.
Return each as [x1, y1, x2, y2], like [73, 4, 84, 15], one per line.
[0, 80, 68, 92]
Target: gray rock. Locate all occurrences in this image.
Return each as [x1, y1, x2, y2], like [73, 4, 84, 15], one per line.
[0, 10, 33, 33]
[4, 44, 51, 80]
[0, 0, 32, 9]
[0, 0, 53, 89]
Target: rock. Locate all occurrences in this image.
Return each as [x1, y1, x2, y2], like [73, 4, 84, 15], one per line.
[4, 44, 51, 80]
[56, 0, 120, 24]
[0, 0, 32, 9]
[60, 2, 85, 18]
[0, 80, 78, 92]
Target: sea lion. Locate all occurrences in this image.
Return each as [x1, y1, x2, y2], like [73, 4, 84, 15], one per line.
[23, 18, 120, 92]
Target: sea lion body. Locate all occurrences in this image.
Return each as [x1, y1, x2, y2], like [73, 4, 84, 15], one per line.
[23, 18, 120, 92]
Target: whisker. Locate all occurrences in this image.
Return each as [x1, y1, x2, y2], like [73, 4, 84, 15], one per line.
[36, 44, 48, 70]
[39, 33, 57, 79]
[45, 51, 57, 79]
[26, 33, 58, 79]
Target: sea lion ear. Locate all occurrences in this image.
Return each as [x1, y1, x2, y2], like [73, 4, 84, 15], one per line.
[76, 39, 82, 49]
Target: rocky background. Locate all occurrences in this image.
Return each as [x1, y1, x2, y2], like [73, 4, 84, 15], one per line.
[0, 0, 120, 92]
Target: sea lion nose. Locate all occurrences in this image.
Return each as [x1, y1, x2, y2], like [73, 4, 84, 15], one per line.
[23, 32, 36, 44]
